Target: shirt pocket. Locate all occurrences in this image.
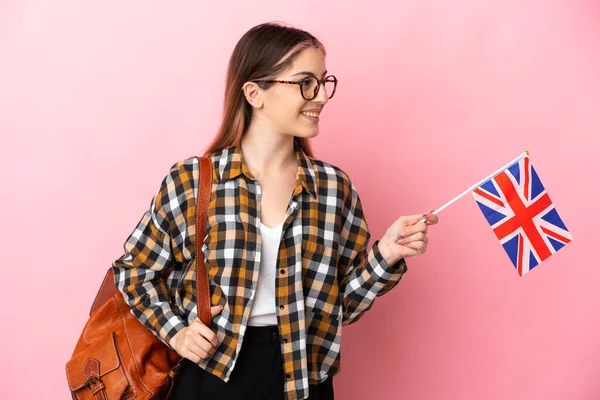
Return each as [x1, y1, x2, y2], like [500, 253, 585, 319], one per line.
[301, 240, 342, 320]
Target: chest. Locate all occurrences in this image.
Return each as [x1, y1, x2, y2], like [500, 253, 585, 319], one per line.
[202, 177, 344, 317]
[255, 172, 297, 229]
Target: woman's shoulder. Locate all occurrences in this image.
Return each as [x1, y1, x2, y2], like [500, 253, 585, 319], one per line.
[163, 152, 224, 188]
[159, 156, 200, 183]
[152, 156, 199, 207]
[307, 154, 353, 190]
[164, 151, 222, 176]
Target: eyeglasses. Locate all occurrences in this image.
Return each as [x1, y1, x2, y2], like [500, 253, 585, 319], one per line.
[251, 75, 338, 101]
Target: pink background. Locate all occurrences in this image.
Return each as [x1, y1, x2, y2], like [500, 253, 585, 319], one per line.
[1, 1, 598, 399]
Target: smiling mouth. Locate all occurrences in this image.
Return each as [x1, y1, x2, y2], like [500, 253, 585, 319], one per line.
[300, 111, 320, 118]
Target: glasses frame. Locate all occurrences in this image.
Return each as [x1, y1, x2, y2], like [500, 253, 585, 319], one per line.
[251, 75, 338, 101]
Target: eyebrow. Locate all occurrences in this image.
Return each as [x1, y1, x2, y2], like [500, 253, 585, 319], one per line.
[291, 70, 328, 78]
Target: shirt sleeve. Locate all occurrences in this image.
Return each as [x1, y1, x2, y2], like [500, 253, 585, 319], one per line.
[337, 174, 408, 326]
[112, 161, 188, 348]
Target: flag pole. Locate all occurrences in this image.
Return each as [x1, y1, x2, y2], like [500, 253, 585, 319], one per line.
[419, 151, 529, 224]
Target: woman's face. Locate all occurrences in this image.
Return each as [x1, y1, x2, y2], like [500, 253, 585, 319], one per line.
[262, 47, 330, 139]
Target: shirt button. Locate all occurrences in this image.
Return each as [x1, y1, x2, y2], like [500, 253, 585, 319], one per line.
[283, 338, 288, 344]
[279, 305, 284, 310]
[286, 374, 291, 379]
[280, 269, 285, 275]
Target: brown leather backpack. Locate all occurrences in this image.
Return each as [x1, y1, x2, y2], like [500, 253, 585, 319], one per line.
[66, 156, 213, 400]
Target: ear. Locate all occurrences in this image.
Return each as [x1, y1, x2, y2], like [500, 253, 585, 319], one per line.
[241, 82, 264, 109]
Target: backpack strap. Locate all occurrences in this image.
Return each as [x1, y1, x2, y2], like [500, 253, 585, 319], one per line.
[195, 156, 213, 326]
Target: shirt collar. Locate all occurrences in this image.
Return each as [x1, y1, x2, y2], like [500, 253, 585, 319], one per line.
[216, 141, 318, 200]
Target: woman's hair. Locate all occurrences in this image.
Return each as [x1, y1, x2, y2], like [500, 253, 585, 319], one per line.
[203, 22, 325, 157]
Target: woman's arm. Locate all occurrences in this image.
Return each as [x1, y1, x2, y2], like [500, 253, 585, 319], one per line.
[112, 161, 188, 348]
[337, 174, 408, 326]
[337, 171, 438, 326]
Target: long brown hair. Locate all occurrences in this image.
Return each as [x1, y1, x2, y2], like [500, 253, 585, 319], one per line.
[203, 22, 325, 157]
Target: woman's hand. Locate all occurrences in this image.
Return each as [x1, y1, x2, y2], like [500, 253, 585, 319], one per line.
[378, 209, 439, 266]
[169, 305, 224, 363]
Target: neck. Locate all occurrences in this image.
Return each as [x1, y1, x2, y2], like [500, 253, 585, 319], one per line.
[240, 122, 297, 179]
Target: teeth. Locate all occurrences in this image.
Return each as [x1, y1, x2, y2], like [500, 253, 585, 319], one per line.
[301, 111, 320, 118]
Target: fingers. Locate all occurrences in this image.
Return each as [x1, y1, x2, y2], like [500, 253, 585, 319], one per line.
[424, 209, 439, 225]
[193, 335, 218, 358]
[173, 319, 221, 363]
[193, 320, 220, 349]
[398, 232, 428, 244]
[181, 340, 212, 364]
[394, 209, 437, 251]
[399, 213, 429, 226]
[396, 209, 438, 241]
[419, 209, 439, 225]
[396, 231, 427, 245]
[397, 221, 428, 240]
[179, 331, 218, 362]
[399, 210, 439, 227]
[404, 240, 427, 255]
[211, 304, 224, 317]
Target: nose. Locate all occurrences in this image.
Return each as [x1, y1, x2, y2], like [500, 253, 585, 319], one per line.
[312, 82, 329, 105]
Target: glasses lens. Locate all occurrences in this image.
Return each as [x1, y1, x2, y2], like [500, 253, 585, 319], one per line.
[300, 77, 319, 100]
[324, 77, 337, 99]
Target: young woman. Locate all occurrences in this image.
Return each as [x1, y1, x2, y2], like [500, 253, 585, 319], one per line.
[113, 22, 439, 400]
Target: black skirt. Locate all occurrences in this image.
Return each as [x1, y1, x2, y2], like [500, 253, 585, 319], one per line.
[173, 325, 335, 400]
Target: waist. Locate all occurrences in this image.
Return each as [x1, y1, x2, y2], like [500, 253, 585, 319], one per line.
[243, 325, 279, 345]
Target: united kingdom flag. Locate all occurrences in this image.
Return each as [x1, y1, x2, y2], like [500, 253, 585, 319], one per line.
[472, 156, 572, 276]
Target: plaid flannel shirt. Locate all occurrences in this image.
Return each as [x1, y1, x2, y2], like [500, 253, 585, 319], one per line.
[113, 143, 407, 400]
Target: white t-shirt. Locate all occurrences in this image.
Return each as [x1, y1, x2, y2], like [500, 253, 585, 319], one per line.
[247, 221, 284, 326]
